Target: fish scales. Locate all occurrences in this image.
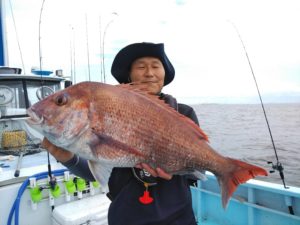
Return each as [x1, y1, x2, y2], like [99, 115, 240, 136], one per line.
[102, 91, 186, 168]
[26, 81, 267, 208]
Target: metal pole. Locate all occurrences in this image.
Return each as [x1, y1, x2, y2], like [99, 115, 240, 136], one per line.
[0, 0, 8, 66]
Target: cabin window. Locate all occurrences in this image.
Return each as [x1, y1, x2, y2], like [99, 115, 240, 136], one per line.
[0, 79, 61, 119]
[0, 80, 26, 118]
[26, 80, 61, 107]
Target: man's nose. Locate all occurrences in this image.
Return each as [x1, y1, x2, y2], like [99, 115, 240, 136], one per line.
[144, 67, 154, 77]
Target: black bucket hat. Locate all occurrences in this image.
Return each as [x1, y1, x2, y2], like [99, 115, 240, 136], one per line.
[111, 42, 175, 86]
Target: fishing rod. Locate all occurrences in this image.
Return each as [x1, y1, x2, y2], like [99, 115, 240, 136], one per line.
[72, 26, 77, 84]
[69, 26, 73, 84]
[228, 21, 288, 189]
[99, 15, 103, 82]
[38, 0, 57, 194]
[38, 0, 46, 77]
[102, 12, 118, 83]
[8, 0, 26, 73]
[69, 25, 77, 84]
[85, 14, 91, 81]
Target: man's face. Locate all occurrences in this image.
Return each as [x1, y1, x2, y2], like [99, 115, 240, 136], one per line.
[130, 57, 165, 94]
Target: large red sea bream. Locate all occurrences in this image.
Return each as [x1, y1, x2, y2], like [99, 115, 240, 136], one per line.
[26, 82, 267, 208]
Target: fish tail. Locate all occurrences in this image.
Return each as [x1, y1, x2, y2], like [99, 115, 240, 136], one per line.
[217, 158, 268, 209]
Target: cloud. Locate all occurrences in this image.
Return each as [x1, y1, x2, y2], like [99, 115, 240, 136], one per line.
[4, 0, 300, 103]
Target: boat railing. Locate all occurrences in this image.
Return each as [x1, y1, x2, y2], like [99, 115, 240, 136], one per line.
[191, 172, 300, 225]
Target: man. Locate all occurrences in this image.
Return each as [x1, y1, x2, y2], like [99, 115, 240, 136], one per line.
[43, 42, 199, 225]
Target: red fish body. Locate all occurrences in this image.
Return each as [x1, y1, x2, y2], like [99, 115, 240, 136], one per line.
[26, 81, 267, 208]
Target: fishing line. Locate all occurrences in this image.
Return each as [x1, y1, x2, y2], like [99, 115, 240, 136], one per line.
[228, 20, 288, 189]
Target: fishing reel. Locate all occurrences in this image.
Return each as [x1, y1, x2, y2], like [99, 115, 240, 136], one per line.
[267, 161, 288, 189]
[48, 175, 57, 191]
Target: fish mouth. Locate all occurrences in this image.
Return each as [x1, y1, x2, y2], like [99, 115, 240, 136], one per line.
[27, 108, 44, 125]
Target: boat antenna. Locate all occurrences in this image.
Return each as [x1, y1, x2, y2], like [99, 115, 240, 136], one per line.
[228, 20, 288, 189]
[38, 0, 56, 192]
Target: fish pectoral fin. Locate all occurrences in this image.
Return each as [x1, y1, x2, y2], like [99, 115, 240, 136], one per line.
[88, 160, 112, 190]
[191, 170, 207, 181]
[89, 131, 144, 158]
[174, 168, 207, 181]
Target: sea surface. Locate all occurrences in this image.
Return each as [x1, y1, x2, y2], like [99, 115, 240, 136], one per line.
[192, 103, 300, 187]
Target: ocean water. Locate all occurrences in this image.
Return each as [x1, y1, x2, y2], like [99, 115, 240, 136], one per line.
[192, 103, 300, 187]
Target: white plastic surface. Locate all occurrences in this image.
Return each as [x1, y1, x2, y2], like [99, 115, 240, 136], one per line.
[52, 194, 110, 225]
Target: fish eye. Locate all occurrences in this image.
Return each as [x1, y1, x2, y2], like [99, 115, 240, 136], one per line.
[55, 94, 68, 106]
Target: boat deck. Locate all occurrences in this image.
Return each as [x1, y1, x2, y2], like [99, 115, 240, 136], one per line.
[191, 173, 300, 225]
[0, 150, 62, 185]
[1, 151, 300, 225]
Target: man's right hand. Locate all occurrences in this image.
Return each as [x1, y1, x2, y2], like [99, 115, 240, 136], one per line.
[41, 138, 74, 163]
[135, 163, 173, 180]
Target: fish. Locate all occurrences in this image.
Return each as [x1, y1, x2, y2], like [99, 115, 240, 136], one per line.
[26, 81, 268, 208]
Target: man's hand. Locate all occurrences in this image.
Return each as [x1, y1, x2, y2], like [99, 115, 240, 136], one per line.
[135, 163, 172, 180]
[42, 138, 74, 163]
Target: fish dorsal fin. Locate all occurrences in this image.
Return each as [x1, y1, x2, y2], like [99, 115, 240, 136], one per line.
[116, 83, 209, 142]
[117, 82, 154, 95]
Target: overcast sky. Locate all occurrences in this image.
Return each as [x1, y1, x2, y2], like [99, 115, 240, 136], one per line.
[4, 0, 300, 103]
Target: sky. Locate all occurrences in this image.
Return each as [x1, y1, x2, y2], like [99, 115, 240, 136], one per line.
[3, 0, 300, 104]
